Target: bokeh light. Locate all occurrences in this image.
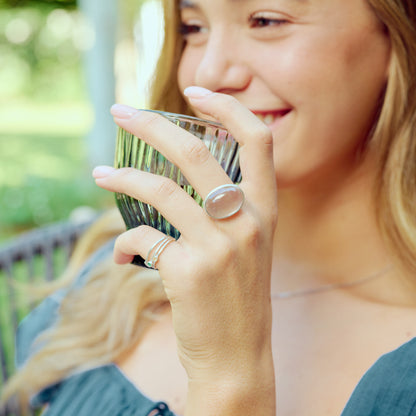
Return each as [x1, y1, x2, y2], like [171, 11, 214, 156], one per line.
[5, 17, 33, 44]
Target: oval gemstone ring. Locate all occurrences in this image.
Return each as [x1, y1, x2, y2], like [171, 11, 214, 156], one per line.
[203, 184, 245, 220]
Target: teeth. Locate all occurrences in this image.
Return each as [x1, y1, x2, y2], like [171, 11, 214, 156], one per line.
[255, 113, 279, 125]
[264, 114, 275, 125]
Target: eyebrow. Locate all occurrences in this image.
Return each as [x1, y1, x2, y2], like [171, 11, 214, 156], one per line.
[179, 0, 306, 9]
[179, 0, 199, 10]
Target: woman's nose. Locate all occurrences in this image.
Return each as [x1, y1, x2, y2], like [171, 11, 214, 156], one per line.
[194, 35, 251, 93]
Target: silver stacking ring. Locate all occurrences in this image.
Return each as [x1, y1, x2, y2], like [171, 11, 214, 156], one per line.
[144, 236, 175, 269]
[203, 184, 245, 220]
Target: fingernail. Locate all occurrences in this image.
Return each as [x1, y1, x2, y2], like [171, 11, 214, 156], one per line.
[92, 166, 116, 178]
[110, 104, 138, 119]
[184, 86, 213, 99]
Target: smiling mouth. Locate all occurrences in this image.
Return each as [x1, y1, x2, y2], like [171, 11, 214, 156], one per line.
[253, 109, 291, 125]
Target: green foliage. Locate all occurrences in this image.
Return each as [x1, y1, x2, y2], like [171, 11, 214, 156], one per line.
[0, 176, 111, 232]
[0, 4, 115, 241]
[0, 0, 76, 8]
[0, 5, 88, 103]
[0, 125, 114, 241]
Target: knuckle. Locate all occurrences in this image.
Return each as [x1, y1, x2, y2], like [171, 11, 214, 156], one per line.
[207, 93, 237, 121]
[131, 224, 153, 242]
[114, 232, 133, 257]
[115, 226, 143, 250]
[269, 210, 278, 230]
[211, 235, 238, 265]
[255, 124, 273, 147]
[216, 94, 237, 116]
[119, 167, 137, 177]
[134, 111, 161, 131]
[241, 216, 263, 248]
[220, 93, 238, 109]
[155, 177, 178, 198]
[261, 197, 279, 230]
[182, 139, 211, 165]
[114, 233, 124, 250]
[113, 168, 139, 191]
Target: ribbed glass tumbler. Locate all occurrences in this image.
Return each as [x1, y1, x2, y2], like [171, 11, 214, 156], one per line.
[114, 110, 241, 266]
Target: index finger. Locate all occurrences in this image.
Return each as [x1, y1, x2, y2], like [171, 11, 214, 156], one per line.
[184, 87, 277, 205]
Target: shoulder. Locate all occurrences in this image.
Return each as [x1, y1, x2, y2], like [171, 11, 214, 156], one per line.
[34, 365, 176, 416]
[342, 337, 416, 416]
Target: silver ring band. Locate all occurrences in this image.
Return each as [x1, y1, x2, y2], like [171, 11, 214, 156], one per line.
[203, 184, 245, 220]
[144, 236, 175, 269]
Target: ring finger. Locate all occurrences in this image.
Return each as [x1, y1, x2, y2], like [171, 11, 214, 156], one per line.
[114, 225, 182, 269]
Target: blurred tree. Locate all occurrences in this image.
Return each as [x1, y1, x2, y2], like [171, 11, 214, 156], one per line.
[78, 0, 118, 167]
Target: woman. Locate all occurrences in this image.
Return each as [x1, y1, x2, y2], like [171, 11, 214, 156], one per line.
[3, 0, 416, 415]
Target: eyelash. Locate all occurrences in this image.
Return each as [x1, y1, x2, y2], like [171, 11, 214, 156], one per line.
[179, 23, 206, 37]
[248, 13, 288, 28]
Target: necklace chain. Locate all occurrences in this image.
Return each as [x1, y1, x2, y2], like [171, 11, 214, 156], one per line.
[272, 265, 392, 300]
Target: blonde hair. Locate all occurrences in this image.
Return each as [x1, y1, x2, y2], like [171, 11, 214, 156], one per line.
[3, 0, 416, 409]
[1, 210, 168, 408]
[366, 0, 416, 274]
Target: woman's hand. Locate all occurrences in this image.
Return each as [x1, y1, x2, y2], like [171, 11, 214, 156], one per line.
[93, 86, 277, 415]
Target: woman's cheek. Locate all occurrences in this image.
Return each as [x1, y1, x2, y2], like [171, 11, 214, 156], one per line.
[177, 49, 198, 92]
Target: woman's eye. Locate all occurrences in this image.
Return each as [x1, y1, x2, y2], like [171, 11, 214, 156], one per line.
[249, 12, 288, 28]
[179, 24, 200, 36]
[179, 22, 208, 37]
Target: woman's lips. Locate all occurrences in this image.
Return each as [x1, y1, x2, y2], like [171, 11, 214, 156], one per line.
[252, 109, 292, 126]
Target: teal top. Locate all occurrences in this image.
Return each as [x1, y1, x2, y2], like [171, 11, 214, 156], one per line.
[32, 365, 173, 416]
[16, 241, 416, 415]
[341, 337, 416, 415]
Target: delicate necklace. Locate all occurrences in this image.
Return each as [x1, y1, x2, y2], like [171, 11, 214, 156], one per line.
[272, 265, 392, 300]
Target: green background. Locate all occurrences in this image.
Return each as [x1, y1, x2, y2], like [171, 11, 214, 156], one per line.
[0, 0, 115, 243]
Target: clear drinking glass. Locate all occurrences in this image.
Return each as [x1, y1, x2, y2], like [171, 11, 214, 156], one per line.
[114, 110, 241, 266]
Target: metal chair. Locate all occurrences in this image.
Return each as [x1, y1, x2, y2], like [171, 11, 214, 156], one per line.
[0, 219, 94, 415]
